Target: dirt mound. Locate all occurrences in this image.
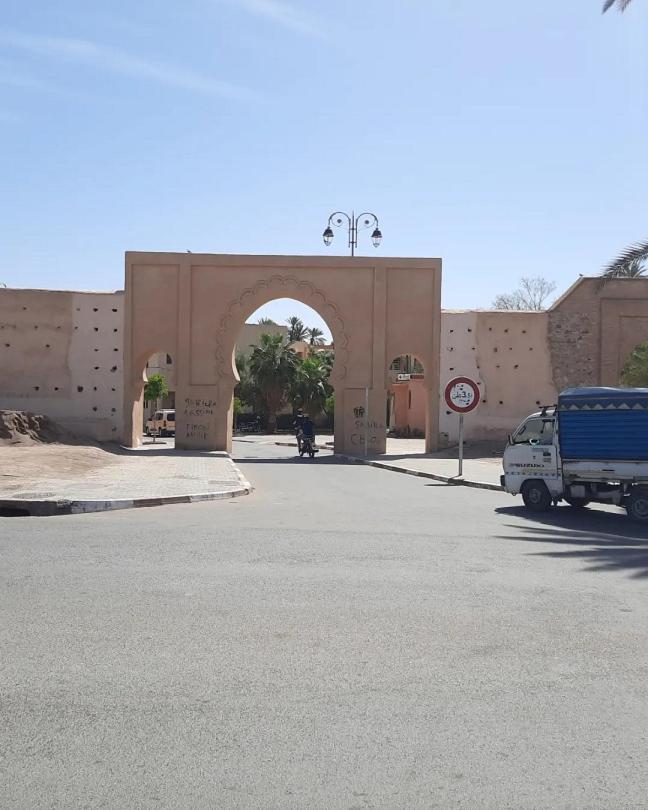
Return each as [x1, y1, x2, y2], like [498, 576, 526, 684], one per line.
[0, 411, 79, 445]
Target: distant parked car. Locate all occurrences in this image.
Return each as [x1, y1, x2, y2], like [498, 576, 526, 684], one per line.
[236, 414, 263, 433]
[145, 409, 175, 437]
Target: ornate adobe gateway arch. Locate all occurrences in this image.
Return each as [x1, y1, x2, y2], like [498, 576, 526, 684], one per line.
[123, 252, 442, 454]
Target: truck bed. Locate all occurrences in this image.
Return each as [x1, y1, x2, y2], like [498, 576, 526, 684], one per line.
[558, 387, 648, 462]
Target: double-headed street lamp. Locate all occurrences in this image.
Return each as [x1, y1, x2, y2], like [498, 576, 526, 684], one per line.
[322, 211, 382, 257]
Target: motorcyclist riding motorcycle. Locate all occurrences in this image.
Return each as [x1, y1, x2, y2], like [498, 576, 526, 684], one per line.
[293, 408, 306, 451]
[299, 416, 318, 458]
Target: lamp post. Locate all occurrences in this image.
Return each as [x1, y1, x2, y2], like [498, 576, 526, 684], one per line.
[322, 211, 382, 257]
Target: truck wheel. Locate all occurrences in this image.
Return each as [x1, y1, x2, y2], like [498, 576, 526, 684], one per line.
[521, 480, 552, 512]
[626, 490, 648, 522]
[564, 497, 590, 509]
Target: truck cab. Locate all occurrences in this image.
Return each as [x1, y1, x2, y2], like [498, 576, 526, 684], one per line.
[502, 407, 562, 506]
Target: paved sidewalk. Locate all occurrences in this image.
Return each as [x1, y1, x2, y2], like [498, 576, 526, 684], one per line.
[342, 452, 503, 491]
[0, 442, 252, 516]
[359, 437, 504, 490]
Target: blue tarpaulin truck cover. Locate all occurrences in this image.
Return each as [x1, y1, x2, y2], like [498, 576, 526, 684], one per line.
[558, 387, 648, 461]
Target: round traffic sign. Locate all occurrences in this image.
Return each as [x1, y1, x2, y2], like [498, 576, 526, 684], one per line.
[444, 376, 481, 414]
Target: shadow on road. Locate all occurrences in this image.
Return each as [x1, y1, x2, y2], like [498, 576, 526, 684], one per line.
[495, 505, 648, 578]
[232, 454, 357, 466]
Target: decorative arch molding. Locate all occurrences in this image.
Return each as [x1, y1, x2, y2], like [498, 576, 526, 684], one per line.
[214, 274, 350, 384]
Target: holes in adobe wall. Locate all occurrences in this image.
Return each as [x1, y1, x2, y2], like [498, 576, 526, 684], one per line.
[111, 366, 118, 372]
[77, 385, 84, 392]
[112, 308, 118, 313]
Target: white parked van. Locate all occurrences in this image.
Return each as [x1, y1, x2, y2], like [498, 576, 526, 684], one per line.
[145, 409, 175, 437]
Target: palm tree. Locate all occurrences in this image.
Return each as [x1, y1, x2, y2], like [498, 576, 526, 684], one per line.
[248, 333, 299, 432]
[308, 327, 326, 346]
[286, 316, 309, 343]
[598, 240, 648, 288]
[234, 353, 257, 411]
[258, 316, 276, 325]
[292, 355, 332, 418]
[603, 0, 634, 11]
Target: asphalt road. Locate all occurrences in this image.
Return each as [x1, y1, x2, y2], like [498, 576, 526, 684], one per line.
[2, 439, 648, 809]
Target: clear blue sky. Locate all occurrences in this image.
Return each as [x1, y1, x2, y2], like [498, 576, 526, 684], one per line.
[1, 0, 647, 325]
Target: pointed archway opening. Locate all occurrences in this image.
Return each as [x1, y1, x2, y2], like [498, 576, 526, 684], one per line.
[232, 299, 335, 446]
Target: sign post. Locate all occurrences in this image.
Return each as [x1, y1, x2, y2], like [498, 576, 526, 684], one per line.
[444, 376, 481, 478]
[458, 414, 464, 477]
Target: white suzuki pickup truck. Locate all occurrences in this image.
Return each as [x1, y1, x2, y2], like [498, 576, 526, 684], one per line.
[502, 387, 648, 522]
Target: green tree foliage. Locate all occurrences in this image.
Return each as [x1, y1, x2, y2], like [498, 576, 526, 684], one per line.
[248, 333, 299, 431]
[144, 373, 169, 403]
[234, 353, 258, 410]
[599, 248, 648, 290]
[603, 0, 633, 11]
[286, 316, 309, 343]
[620, 342, 648, 387]
[308, 327, 326, 345]
[292, 355, 332, 418]
[257, 316, 277, 325]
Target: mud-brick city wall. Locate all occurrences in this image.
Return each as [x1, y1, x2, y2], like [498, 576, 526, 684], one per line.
[439, 310, 556, 444]
[0, 289, 124, 441]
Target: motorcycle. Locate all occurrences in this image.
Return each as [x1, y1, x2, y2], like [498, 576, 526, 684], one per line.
[299, 434, 319, 459]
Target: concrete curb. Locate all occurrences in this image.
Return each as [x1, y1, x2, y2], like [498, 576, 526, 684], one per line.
[335, 453, 503, 492]
[0, 457, 254, 517]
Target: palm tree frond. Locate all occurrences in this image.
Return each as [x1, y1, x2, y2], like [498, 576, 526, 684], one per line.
[603, 0, 633, 12]
[598, 239, 648, 289]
